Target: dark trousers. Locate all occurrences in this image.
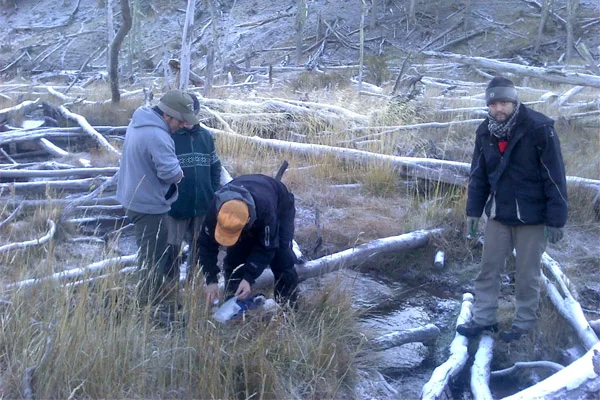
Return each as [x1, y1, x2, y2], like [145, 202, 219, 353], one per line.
[126, 210, 175, 306]
[223, 240, 298, 306]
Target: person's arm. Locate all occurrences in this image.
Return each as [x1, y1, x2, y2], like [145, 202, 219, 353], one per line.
[198, 204, 221, 285]
[537, 125, 568, 228]
[149, 130, 183, 184]
[210, 147, 222, 192]
[466, 134, 490, 218]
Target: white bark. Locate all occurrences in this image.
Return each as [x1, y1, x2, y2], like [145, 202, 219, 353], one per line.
[542, 272, 599, 351]
[0, 167, 118, 179]
[492, 361, 565, 377]
[0, 98, 40, 118]
[0, 177, 109, 195]
[471, 334, 494, 400]
[371, 323, 440, 350]
[0, 204, 22, 229]
[542, 252, 599, 350]
[422, 51, 600, 88]
[253, 229, 442, 289]
[501, 342, 600, 400]
[421, 293, 474, 400]
[557, 86, 584, 106]
[0, 219, 56, 254]
[433, 251, 445, 269]
[203, 124, 469, 186]
[57, 106, 120, 155]
[38, 138, 69, 157]
[178, 0, 195, 91]
[6, 254, 137, 289]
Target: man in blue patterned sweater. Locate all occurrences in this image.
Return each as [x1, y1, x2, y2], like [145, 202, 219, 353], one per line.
[167, 93, 222, 284]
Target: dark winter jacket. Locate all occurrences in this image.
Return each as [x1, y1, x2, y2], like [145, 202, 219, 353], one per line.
[466, 104, 568, 228]
[199, 174, 295, 285]
[168, 125, 221, 219]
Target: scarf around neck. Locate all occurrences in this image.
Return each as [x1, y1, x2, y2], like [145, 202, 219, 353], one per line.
[487, 101, 520, 140]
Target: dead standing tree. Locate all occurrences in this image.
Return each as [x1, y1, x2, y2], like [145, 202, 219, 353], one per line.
[109, 0, 132, 103]
[295, 0, 307, 66]
[565, 0, 578, 63]
[179, 0, 195, 91]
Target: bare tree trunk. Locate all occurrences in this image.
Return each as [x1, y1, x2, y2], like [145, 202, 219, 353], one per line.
[565, 0, 578, 63]
[463, 0, 471, 31]
[106, 0, 114, 67]
[295, 0, 306, 66]
[408, 0, 416, 26]
[179, 0, 195, 91]
[109, 0, 132, 104]
[534, 0, 550, 54]
[358, 2, 365, 93]
[315, 13, 324, 44]
[205, 47, 214, 97]
[208, 0, 221, 75]
[370, 0, 378, 29]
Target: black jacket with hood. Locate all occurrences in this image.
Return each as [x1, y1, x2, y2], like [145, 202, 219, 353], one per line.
[466, 104, 568, 228]
[198, 174, 295, 285]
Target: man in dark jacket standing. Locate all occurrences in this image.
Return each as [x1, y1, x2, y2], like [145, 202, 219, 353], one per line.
[198, 174, 298, 307]
[456, 76, 568, 342]
[116, 89, 197, 306]
[166, 94, 221, 283]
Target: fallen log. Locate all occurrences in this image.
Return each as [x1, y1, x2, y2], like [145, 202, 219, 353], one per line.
[471, 334, 494, 400]
[542, 253, 599, 350]
[0, 219, 56, 254]
[500, 342, 600, 400]
[57, 106, 120, 155]
[371, 323, 440, 350]
[0, 167, 118, 179]
[422, 51, 600, 88]
[0, 197, 118, 209]
[38, 138, 69, 158]
[205, 124, 469, 186]
[5, 253, 137, 290]
[0, 98, 41, 119]
[0, 177, 109, 195]
[0, 203, 23, 229]
[421, 293, 474, 400]
[252, 229, 443, 290]
[491, 361, 564, 377]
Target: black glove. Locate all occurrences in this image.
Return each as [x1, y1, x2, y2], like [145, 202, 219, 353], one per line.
[545, 226, 564, 244]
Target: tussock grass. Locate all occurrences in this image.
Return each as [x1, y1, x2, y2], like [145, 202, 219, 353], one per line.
[0, 268, 363, 399]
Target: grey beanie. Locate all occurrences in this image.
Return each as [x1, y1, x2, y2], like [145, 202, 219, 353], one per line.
[485, 76, 518, 105]
[157, 90, 199, 125]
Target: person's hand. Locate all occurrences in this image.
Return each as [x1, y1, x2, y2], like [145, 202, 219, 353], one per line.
[204, 283, 220, 304]
[545, 226, 564, 244]
[466, 217, 479, 238]
[235, 279, 252, 300]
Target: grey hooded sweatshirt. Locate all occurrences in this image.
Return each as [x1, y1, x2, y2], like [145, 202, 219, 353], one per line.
[116, 107, 183, 214]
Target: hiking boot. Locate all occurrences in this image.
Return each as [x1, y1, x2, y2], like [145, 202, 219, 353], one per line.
[499, 326, 528, 343]
[456, 321, 498, 338]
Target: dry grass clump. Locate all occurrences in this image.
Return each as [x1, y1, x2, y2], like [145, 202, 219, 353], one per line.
[290, 70, 352, 92]
[0, 269, 363, 399]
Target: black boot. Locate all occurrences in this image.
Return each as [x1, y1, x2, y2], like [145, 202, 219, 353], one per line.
[456, 321, 498, 338]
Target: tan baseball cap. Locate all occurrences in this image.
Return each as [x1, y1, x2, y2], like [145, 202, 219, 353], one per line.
[215, 200, 250, 247]
[157, 89, 199, 125]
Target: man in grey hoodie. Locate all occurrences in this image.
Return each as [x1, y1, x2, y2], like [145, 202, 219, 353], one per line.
[116, 89, 198, 306]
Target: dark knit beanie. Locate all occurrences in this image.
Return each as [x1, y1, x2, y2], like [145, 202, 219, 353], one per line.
[485, 76, 518, 105]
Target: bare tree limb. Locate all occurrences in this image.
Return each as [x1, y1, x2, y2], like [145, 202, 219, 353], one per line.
[421, 293, 475, 400]
[0, 219, 56, 254]
[423, 51, 600, 88]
